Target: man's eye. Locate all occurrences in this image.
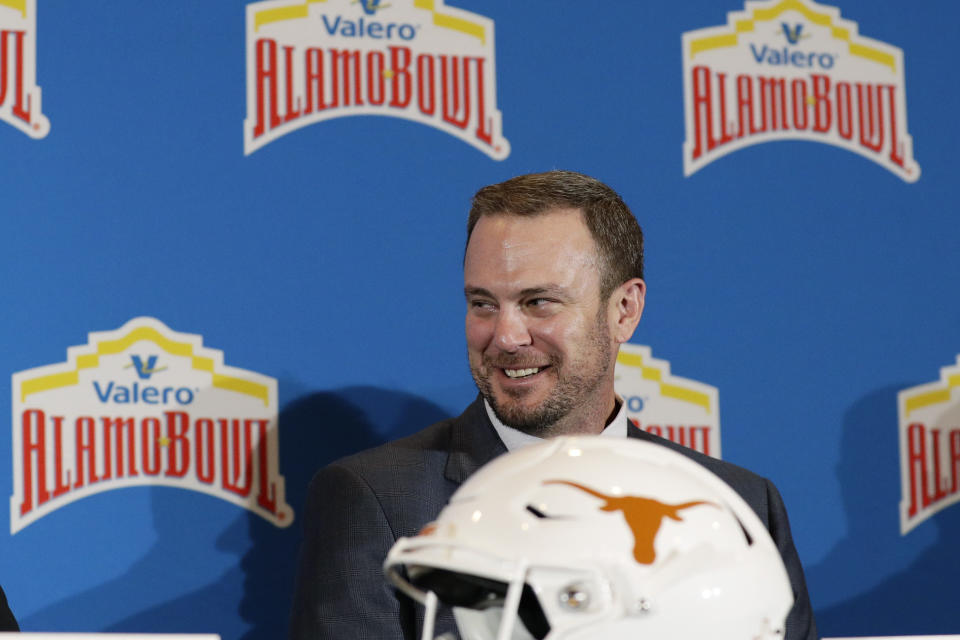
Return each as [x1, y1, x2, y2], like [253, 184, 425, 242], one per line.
[470, 300, 496, 311]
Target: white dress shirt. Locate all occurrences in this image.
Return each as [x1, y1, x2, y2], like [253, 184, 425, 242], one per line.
[485, 396, 628, 451]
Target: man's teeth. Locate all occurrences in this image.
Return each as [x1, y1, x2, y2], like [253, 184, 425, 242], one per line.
[504, 367, 540, 379]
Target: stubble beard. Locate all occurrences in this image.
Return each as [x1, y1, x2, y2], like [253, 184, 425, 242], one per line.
[470, 316, 613, 437]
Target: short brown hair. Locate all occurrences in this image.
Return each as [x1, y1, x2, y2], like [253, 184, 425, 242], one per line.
[467, 170, 644, 299]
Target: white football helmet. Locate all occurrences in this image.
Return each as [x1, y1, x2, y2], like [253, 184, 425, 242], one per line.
[384, 436, 793, 640]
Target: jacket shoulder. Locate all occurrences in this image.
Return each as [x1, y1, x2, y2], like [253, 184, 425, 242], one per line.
[307, 403, 490, 533]
[330, 414, 458, 477]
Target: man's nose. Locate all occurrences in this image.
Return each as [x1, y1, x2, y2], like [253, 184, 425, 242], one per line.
[492, 308, 532, 352]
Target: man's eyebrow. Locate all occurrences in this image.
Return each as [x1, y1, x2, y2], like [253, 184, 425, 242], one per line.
[464, 286, 493, 298]
[519, 285, 567, 298]
[464, 285, 568, 299]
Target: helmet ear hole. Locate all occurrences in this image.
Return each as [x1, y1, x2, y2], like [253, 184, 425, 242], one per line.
[557, 583, 590, 611]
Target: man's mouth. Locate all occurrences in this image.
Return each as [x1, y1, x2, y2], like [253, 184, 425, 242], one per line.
[503, 367, 545, 379]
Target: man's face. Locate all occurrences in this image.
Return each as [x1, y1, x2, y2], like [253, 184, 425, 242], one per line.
[464, 208, 616, 435]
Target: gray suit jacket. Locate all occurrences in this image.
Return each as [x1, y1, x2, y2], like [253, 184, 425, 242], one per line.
[289, 397, 817, 640]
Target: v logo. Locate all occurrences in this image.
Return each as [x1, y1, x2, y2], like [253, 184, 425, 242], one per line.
[129, 355, 161, 380]
[354, 0, 390, 16]
[781, 23, 804, 45]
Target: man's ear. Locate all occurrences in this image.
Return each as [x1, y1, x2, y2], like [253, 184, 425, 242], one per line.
[609, 278, 646, 344]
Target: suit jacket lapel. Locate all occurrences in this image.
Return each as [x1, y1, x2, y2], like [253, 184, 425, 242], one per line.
[444, 396, 507, 485]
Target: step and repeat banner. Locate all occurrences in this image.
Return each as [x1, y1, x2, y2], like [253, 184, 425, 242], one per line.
[2, 0, 958, 638]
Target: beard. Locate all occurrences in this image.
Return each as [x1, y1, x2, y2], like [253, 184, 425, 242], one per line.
[470, 313, 612, 437]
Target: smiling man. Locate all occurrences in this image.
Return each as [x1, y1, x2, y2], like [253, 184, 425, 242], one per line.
[464, 207, 642, 437]
[289, 171, 817, 640]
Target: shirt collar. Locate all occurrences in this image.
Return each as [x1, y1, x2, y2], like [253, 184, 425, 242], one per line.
[485, 396, 628, 452]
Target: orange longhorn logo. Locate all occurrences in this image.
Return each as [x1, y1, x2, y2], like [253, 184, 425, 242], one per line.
[544, 480, 714, 564]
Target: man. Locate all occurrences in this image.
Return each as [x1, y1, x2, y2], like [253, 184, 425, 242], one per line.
[289, 171, 817, 640]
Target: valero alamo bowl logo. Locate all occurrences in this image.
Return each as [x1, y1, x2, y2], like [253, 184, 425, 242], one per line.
[10, 318, 293, 534]
[682, 0, 919, 182]
[244, 0, 509, 159]
[899, 355, 960, 534]
[615, 344, 721, 458]
[0, 0, 50, 138]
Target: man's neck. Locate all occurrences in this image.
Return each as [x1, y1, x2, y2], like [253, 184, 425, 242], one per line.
[549, 383, 619, 435]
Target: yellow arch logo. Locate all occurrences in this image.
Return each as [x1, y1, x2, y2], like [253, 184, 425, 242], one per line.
[688, 0, 896, 73]
[19, 324, 271, 406]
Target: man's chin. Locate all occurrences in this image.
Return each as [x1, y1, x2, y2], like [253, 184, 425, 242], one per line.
[486, 394, 563, 436]
[490, 385, 545, 412]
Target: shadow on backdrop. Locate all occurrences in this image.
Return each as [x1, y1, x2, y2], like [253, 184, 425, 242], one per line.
[235, 384, 449, 640]
[22, 383, 450, 640]
[806, 385, 960, 637]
